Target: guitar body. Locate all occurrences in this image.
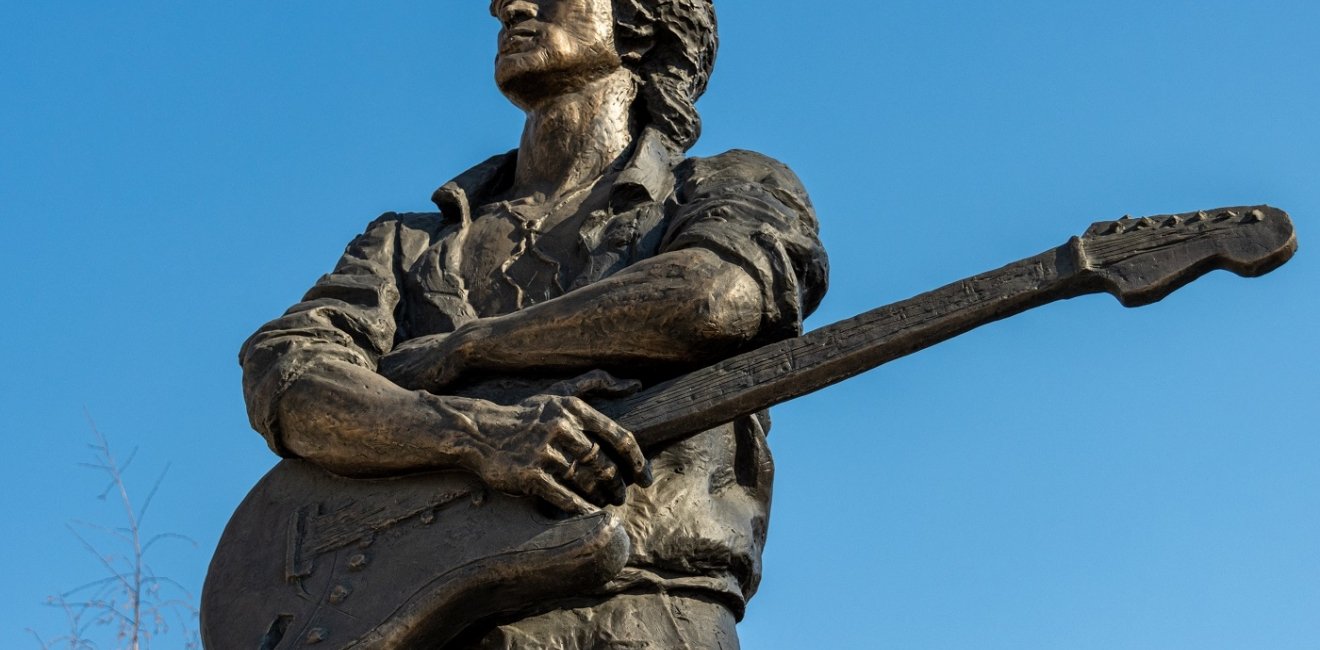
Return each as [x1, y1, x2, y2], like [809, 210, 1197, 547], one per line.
[201, 460, 629, 649]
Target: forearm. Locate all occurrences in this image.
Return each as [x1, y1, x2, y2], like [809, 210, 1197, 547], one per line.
[270, 358, 651, 511]
[456, 247, 764, 375]
[274, 361, 499, 477]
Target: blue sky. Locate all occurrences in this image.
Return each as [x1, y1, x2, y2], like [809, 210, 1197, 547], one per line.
[3, 2, 1317, 648]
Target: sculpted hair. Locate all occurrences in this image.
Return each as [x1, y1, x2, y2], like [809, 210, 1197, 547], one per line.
[612, 0, 718, 152]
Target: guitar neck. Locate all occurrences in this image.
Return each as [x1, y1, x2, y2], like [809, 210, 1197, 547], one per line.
[600, 240, 1094, 448]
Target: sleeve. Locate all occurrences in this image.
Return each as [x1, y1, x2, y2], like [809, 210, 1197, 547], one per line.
[238, 213, 406, 456]
[661, 150, 830, 342]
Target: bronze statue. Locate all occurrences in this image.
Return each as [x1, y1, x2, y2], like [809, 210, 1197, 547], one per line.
[210, 1, 825, 647]
[201, 2, 1296, 648]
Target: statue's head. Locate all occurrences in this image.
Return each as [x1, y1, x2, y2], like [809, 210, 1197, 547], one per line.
[492, 0, 718, 151]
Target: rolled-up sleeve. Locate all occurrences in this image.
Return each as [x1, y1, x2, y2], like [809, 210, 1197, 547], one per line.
[661, 150, 829, 342]
[239, 213, 404, 455]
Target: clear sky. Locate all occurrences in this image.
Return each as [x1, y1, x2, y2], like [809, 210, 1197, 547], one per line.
[3, 2, 1317, 648]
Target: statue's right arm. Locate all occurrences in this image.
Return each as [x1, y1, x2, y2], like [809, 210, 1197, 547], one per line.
[239, 214, 647, 512]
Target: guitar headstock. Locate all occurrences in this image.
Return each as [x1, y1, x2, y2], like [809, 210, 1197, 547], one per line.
[1076, 205, 1296, 307]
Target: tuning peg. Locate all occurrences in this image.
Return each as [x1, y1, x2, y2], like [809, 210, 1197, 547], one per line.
[1086, 221, 1123, 236]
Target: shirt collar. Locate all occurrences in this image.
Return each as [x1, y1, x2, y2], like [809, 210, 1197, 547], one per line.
[431, 129, 675, 222]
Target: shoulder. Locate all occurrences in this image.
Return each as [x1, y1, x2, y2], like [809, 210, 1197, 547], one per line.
[674, 149, 816, 227]
[676, 150, 808, 191]
[678, 149, 804, 184]
[665, 150, 830, 329]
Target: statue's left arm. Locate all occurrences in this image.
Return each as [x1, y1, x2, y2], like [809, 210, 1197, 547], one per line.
[382, 150, 829, 392]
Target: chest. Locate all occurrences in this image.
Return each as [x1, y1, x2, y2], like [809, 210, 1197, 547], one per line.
[456, 197, 669, 317]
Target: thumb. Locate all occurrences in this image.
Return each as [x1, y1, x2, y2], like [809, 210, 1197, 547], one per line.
[545, 369, 642, 399]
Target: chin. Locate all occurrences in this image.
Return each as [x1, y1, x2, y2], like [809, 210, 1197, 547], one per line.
[496, 57, 599, 109]
[495, 58, 556, 109]
[496, 51, 547, 86]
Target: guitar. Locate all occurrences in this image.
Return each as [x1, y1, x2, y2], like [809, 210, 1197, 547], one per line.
[202, 206, 1295, 649]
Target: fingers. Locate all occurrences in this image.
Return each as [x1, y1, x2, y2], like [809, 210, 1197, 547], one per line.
[541, 444, 627, 507]
[504, 394, 651, 512]
[568, 444, 628, 506]
[527, 469, 596, 515]
[561, 398, 652, 488]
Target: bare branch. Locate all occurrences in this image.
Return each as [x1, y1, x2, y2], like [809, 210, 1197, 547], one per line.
[35, 416, 199, 650]
[136, 464, 169, 528]
[65, 525, 134, 594]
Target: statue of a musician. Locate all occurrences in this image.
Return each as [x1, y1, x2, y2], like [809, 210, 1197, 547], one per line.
[237, 0, 827, 646]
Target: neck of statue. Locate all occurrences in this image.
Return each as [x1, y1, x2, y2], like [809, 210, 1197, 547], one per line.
[512, 68, 638, 201]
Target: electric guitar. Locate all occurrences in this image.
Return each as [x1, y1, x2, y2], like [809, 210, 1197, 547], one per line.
[202, 206, 1295, 649]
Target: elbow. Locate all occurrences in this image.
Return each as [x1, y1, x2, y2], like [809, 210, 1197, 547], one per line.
[651, 247, 765, 354]
[268, 374, 373, 476]
[687, 260, 765, 352]
[271, 379, 340, 463]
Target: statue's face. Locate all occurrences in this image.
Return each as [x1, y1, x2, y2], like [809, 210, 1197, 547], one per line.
[493, 0, 623, 107]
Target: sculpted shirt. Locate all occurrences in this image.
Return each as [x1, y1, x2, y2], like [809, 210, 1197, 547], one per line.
[240, 132, 828, 615]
